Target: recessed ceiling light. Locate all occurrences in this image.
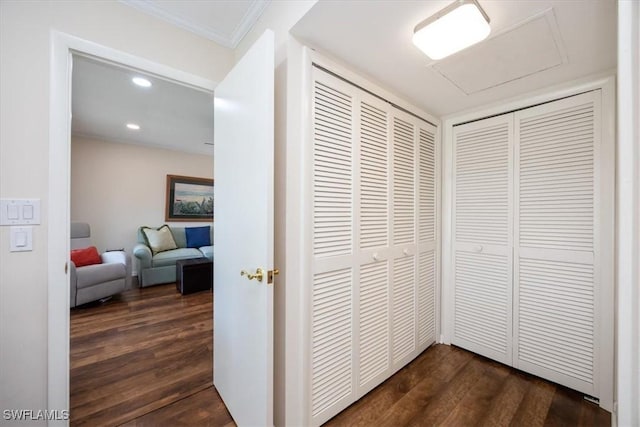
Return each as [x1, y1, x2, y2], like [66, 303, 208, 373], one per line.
[126, 123, 140, 130]
[132, 77, 152, 88]
[413, 0, 491, 60]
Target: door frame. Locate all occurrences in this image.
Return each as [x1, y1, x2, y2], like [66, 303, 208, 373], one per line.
[48, 31, 216, 424]
[441, 73, 616, 412]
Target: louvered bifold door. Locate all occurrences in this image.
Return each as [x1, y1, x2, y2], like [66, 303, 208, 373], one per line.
[391, 112, 418, 370]
[417, 123, 438, 349]
[514, 91, 601, 396]
[357, 94, 392, 397]
[452, 115, 514, 365]
[310, 68, 356, 424]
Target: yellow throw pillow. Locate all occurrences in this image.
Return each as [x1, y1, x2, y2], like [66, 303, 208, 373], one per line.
[141, 225, 178, 255]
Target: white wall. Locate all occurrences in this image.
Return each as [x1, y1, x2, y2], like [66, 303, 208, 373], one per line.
[0, 0, 232, 420]
[616, 0, 640, 425]
[71, 137, 213, 275]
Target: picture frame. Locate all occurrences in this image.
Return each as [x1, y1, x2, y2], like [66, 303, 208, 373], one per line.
[165, 174, 214, 222]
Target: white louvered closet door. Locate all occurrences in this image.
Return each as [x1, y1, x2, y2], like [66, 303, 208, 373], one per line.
[357, 94, 392, 396]
[310, 69, 355, 423]
[452, 115, 513, 365]
[391, 113, 418, 369]
[514, 91, 601, 396]
[417, 123, 438, 350]
[310, 66, 438, 426]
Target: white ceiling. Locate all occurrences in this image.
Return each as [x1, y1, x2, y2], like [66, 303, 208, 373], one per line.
[72, 55, 214, 156]
[292, 0, 617, 117]
[72, 0, 616, 156]
[120, 0, 269, 48]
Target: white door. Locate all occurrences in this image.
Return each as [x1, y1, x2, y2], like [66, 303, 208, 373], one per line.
[513, 91, 601, 397]
[452, 115, 514, 365]
[213, 30, 275, 426]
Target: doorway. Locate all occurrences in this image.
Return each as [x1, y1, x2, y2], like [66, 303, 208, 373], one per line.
[48, 32, 217, 420]
[68, 53, 219, 424]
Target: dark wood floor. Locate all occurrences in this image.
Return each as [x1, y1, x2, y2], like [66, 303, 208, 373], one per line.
[325, 344, 610, 427]
[69, 283, 228, 426]
[71, 284, 610, 427]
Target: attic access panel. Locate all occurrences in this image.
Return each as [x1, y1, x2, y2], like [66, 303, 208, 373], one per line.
[432, 10, 567, 94]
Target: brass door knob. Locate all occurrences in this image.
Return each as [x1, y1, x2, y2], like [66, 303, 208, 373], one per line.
[240, 268, 264, 282]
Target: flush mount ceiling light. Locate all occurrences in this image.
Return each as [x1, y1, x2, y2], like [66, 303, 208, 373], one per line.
[132, 77, 152, 87]
[412, 0, 491, 60]
[126, 123, 140, 130]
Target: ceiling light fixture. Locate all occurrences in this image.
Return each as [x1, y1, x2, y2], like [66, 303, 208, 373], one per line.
[126, 123, 140, 130]
[412, 0, 491, 60]
[132, 77, 152, 88]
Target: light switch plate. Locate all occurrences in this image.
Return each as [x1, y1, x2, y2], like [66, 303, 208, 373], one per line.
[10, 226, 33, 252]
[0, 199, 41, 225]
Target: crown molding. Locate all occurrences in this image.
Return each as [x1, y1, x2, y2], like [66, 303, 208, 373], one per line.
[120, 0, 269, 49]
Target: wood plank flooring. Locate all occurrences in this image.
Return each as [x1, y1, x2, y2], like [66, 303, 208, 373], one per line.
[71, 283, 610, 426]
[69, 284, 227, 426]
[325, 345, 610, 427]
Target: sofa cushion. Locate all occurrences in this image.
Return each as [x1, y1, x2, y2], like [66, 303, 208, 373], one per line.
[199, 245, 213, 260]
[76, 262, 125, 289]
[185, 226, 211, 248]
[141, 225, 178, 255]
[151, 248, 203, 267]
[71, 246, 102, 267]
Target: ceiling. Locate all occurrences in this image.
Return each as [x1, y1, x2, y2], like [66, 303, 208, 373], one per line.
[72, 0, 616, 155]
[72, 55, 215, 156]
[120, 0, 270, 48]
[292, 0, 617, 117]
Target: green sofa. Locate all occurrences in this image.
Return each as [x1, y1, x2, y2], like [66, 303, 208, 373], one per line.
[133, 226, 213, 287]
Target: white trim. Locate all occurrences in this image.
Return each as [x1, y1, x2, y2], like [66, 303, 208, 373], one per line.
[119, 0, 268, 49]
[440, 120, 454, 344]
[441, 73, 616, 412]
[70, 131, 215, 157]
[434, 106, 443, 344]
[48, 31, 73, 427]
[228, 0, 270, 48]
[598, 77, 616, 414]
[281, 37, 311, 427]
[616, 0, 640, 424]
[48, 30, 216, 426]
[441, 71, 615, 125]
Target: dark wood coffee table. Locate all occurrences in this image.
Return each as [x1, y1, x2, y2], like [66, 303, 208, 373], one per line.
[176, 257, 213, 295]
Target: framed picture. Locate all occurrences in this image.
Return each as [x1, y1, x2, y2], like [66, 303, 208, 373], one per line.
[165, 175, 214, 222]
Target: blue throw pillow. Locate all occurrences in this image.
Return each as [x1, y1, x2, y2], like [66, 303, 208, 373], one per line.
[185, 226, 211, 248]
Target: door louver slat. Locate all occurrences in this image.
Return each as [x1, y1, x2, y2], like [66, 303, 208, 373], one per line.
[454, 251, 509, 354]
[311, 268, 352, 416]
[419, 129, 435, 242]
[418, 250, 436, 345]
[519, 103, 594, 252]
[313, 82, 353, 257]
[392, 256, 416, 363]
[518, 258, 594, 383]
[360, 102, 388, 249]
[455, 122, 509, 245]
[359, 261, 390, 386]
[393, 118, 415, 245]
